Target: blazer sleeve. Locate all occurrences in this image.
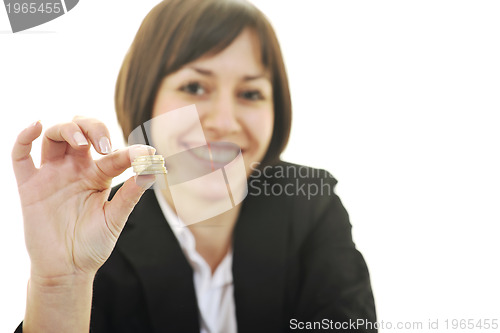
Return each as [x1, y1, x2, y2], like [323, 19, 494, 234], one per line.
[292, 173, 377, 333]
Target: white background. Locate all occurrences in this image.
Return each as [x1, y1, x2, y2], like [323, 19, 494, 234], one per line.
[1, 1, 499, 332]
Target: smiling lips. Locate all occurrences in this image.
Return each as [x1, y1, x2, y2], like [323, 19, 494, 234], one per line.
[181, 141, 242, 170]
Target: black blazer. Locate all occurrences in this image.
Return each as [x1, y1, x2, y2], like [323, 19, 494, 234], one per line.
[16, 162, 376, 333]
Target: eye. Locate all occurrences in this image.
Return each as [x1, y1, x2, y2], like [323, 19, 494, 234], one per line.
[239, 90, 264, 101]
[180, 82, 206, 96]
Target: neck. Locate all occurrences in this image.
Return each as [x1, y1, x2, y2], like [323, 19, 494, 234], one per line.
[188, 205, 241, 272]
[160, 187, 242, 273]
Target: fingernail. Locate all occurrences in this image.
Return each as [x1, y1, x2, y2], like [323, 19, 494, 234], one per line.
[29, 120, 40, 128]
[148, 146, 156, 154]
[73, 132, 88, 146]
[99, 137, 112, 154]
[135, 174, 156, 189]
[129, 145, 157, 161]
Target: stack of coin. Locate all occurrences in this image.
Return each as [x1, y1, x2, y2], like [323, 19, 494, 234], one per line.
[132, 155, 167, 175]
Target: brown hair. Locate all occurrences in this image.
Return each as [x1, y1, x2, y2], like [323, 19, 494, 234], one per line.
[115, 0, 291, 165]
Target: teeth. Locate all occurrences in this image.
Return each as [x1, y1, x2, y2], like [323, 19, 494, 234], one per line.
[190, 148, 211, 161]
[184, 142, 240, 164]
[211, 149, 238, 163]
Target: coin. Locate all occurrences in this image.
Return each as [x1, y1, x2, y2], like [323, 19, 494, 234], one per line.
[132, 154, 167, 175]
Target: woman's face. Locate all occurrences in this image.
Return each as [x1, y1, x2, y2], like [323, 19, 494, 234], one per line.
[151, 28, 274, 179]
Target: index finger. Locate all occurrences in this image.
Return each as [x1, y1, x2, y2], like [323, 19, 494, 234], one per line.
[95, 144, 156, 178]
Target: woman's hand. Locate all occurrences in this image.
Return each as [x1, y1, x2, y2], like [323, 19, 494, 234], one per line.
[12, 117, 156, 332]
[12, 117, 155, 283]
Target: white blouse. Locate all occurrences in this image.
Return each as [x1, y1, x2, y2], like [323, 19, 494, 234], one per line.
[154, 188, 237, 333]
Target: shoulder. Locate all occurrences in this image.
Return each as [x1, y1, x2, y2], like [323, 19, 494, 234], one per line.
[249, 160, 338, 185]
[244, 160, 350, 245]
[248, 160, 341, 216]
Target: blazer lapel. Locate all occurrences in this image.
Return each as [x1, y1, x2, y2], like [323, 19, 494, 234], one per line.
[233, 191, 290, 333]
[115, 183, 291, 333]
[116, 190, 200, 333]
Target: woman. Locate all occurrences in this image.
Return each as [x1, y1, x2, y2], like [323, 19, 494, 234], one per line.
[12, 0, 376, 332]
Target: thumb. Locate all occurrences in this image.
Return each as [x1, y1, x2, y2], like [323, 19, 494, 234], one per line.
[103, 175, 156, 237]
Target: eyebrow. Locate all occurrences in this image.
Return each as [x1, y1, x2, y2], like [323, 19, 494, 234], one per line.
[188, 66, 269, 81]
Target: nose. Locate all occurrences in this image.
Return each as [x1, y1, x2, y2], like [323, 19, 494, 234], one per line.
[201, 91, 241, 138]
